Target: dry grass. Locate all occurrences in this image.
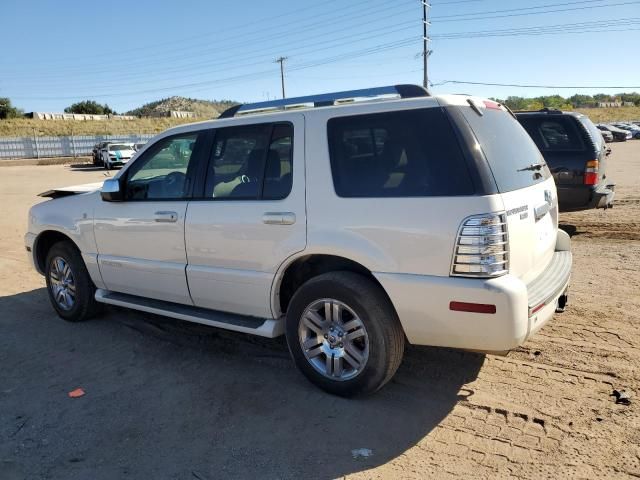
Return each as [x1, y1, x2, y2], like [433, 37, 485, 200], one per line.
[1, 105, 638, 137]
[0, 117, 210, 137]
[575, 106, 640, 123]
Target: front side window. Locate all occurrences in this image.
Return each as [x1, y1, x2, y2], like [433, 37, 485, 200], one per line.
[125, 133, 199, 200]
[204, 123, 293, 200]
[327, 108, 474, 198]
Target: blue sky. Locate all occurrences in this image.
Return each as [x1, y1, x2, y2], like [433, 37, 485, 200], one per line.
[2, 0, 640, 113]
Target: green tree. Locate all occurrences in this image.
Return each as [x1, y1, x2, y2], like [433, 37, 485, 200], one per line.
[567, 94, 595, 108]
[64, 100, 116, 115]
[0, 97, 23, 119]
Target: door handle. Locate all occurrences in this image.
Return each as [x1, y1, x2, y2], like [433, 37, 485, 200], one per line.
[154, 211, 178, 223]
[263, 212, 296, 225]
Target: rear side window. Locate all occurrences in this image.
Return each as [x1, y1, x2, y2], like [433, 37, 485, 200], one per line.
[204, 123, 293, 200]
[517, 117, 585, 152]
[327, 108, 474, 198]
[460, 107, 550, 193]
[576, 115, 604, 151]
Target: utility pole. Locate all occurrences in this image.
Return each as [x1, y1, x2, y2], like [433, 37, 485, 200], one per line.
[422, 1, 431, 90]
[275, 56, 288, 99]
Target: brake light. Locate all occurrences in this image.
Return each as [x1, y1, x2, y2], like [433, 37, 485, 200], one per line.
[483, 100, 501, 110]
[451, 213, 509, 278]
[584, 159, 599, 185]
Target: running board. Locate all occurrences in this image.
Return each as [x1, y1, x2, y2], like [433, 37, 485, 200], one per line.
[95, 289, 284, 338]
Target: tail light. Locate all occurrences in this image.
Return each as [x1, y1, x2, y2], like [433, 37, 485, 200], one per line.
[584, 160, 599, 185]
[451, 213, 509, 278]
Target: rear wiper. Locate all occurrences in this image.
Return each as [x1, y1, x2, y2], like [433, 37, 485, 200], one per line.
[517, 163, 544, 172]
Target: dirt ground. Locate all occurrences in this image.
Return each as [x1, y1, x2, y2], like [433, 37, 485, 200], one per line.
[0, 145, 639, 479]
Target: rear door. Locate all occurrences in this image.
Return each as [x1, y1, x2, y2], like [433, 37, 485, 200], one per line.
[457, 102, 557, 283]
[184, 115, 306, 318]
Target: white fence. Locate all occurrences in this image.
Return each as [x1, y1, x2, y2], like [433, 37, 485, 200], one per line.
[0, 134, 155, 160]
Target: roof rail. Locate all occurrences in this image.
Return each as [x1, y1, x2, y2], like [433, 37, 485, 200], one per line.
[218, 84, 429, 118]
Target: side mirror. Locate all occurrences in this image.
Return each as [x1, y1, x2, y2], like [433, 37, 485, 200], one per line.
[101, 178, 125, 202]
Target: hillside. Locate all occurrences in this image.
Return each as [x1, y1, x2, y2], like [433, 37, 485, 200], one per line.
[126, 96, 237, 118]
[0, 117, 206, 137]
[574, 106, 640, 124]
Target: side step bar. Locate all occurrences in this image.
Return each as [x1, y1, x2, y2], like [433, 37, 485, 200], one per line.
[95, 289, 285, 338]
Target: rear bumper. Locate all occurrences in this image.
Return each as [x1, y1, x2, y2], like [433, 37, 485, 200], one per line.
[375, 231, 572, 352]
[558, 183, 615, 212]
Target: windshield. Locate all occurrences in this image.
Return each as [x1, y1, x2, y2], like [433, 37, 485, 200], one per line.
[109, 144, 133, 151]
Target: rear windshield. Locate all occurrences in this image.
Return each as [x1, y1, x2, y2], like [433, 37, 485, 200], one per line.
[327, 108, 474, 197]
[517, 116, 585, 152]
[459, 106, 551, 193]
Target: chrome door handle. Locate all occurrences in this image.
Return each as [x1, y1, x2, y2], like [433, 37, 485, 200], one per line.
[154, 211, 178, 223]
[263, 212, 296, 225]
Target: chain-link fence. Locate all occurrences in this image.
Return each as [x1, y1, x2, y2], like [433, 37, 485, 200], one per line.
[0, 134, 156, 160]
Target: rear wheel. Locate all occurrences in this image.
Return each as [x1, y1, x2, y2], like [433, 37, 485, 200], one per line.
[45, 241, 101, 322]
[285, 272, 405, 397]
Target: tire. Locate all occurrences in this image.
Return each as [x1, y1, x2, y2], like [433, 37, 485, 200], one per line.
[44, 241, 101, 322]
[285, 271, 405, 397]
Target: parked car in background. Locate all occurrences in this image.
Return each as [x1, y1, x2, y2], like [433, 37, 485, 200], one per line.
[133, 142, 146, 151]
[600, 129, 614, 143]
[25, 85, 572, 396]
[92, 142, 108, 166]
[612, 123, 640, 139]
[100, 142, 136, 169]
[517, 109, 615, 212]
[597, 124, 631, 141]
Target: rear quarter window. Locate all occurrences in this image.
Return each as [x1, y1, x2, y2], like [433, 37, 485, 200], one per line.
[576, 115, 604, 152]
[460, 106, 551, 193]
[327, 108, 475, 198]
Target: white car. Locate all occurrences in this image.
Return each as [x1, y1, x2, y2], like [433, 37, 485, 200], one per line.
[25, 85, 572, 396]
[100, 142, 136, 169]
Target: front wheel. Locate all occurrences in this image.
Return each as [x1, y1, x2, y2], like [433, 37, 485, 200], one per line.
[45, 241, 101, 322]
[285, 272, 405, 397]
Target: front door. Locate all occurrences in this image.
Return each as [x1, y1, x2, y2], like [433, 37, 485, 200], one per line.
[94, 130, 208, 305]
[185, 115, 306, 318]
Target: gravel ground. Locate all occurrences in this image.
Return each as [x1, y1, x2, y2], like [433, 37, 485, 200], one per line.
[0, 145, 638, 479]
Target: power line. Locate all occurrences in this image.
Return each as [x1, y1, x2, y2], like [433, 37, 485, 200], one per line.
[432, 0, 611, 19]
[3, 20, 420, 91]
[431, 17, 640, 39]
[4, 0, 411, 75]
[10, 37, 419, 100]
[432, 0, 640, 22]
[432, 80, 640, 89]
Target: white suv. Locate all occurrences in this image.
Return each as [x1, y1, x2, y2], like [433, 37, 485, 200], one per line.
[25, 85, 572, 396]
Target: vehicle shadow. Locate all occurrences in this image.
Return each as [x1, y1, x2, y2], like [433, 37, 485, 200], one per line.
[68, 163, 110, 172]
[0, 288, 484, 480]
[559, 223, 581, 237]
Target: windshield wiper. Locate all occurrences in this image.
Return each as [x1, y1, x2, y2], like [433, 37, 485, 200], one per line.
[517, 163, 544, 172]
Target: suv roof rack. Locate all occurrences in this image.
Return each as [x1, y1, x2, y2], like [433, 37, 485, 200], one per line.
[218, 84, 429, 118]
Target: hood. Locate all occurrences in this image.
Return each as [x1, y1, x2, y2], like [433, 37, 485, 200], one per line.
[39, 181, 104, 199]
[109, 150, 134, 158]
